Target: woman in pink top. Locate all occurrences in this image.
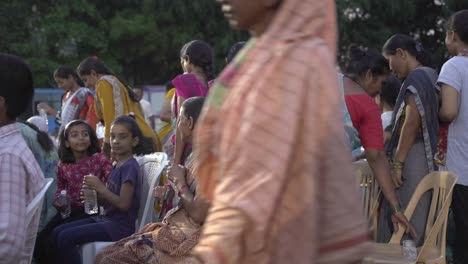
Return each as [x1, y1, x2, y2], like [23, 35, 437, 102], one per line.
[171, 40, 213, 164]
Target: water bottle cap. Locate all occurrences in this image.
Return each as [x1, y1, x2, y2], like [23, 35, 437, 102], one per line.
[60, 190, 67, 195]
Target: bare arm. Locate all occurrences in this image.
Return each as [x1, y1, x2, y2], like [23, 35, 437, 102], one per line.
[365, 149, 398, 207]
[98, 182, 135, 212]
[160, 97, 173, 123]
[394, 95, 421, 163]
[174, 95, 186, 164]
[439, 84, 460, 122]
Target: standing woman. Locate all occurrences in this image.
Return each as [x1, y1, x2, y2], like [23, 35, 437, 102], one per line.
[378, 34, 439, 246]
[172, 40, 213, 164]
[191, 0, 371, 263]
[77, 57, 161, 157]
[439, 10, 468, 263]
[38, 65, 100, 131]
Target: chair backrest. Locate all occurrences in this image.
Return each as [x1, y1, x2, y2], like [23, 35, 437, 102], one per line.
[135, 152, 168, 231]
[26, 178, 54, 263]
[354, 160, 381, 240]
[389, 171, 458, 262]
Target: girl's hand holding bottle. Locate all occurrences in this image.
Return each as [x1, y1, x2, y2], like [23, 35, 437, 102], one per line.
[82, 174, 106, 193]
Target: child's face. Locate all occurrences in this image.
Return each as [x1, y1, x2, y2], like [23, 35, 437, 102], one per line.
[66, 124, 91, 153]
[110, 124, 138, 156]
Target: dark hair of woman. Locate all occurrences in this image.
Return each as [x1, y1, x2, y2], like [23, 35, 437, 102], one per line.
[446, 10, 468, 44]
[54, 64, 85, 87]
[380, 75, 401, 109]
[165, 81, 174, 93]
[58, 120, 101, 163]
[112, 115, 154, 155]
[344, 45, 390, 81]
[77, 57, 139, 102]
[226, 42, 246, 64]
[181, 96, 205, 124]
[19, 120, 54, 152]
[180, 40, 215, 80]
[0, 53, 34, 120]
[382, 34, 433, 68]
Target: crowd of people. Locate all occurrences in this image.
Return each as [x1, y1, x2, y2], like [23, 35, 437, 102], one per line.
[1, 0, 468, 263]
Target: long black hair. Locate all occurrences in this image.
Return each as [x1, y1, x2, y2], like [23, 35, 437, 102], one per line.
[58, 120, 101, 163]
[112, 116, 154, 156]
[226, 42, 246, 64]
[382, 34, 433, 68]
[380, 75, 401, 109]
[180, 40, 215, 80]
[54, 64, 85, 87]
[19, 120, 54, 152]
[77, 57, 139, 102]
[345, 45, 390, 81]
[446, 10, 468, 44]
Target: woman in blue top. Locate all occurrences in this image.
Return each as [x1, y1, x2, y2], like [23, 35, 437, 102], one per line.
[50, 115, 153, 264]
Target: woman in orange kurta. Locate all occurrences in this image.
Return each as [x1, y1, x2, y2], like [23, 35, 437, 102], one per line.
[190, 0, 371, 263]
[77, 57, 161, 157]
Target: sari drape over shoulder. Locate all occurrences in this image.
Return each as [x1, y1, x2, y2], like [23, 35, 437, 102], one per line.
[191, 1, 370, 263]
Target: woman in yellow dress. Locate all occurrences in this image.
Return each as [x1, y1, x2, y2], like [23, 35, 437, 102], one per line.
[77, 57, 161, 157]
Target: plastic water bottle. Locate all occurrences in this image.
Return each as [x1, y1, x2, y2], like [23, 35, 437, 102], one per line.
[96, 122, 105, 140]
[83, 189, 99, 215]
[402, 240, 417, 261]
[57, 190, 71, 219]
[39, 108, 48, 127]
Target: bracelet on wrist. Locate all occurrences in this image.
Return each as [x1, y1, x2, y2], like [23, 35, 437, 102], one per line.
[392, 203, 402, 214]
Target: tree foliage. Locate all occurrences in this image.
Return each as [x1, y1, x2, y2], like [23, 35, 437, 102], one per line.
[1, 0, 468, 87]
[336, 0, 468, 68]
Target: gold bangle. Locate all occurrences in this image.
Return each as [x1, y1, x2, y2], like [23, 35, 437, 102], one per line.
[392, 203, 402, 214]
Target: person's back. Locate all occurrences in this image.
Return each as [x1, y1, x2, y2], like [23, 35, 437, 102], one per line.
[440, 56, 468, 181]
[0, 124, 45, 263]
[0, 53, 45, 264]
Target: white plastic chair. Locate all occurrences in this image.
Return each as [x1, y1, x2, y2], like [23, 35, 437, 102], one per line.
[27, 178, 54, 263]
[81, 152, 168, 264]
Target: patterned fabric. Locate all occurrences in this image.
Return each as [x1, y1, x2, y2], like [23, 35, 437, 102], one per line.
[94, 76, 161, 151]
[95, 75, 124, 119]
[192, 1, 370, 263]
[56, 153, 112, 208]
[0, 123, 45, 264]
[19, 123, 59, 231]
[95, 152, 200, 264]
[434, 122, 449, 166]
[60, 87, 96, 129]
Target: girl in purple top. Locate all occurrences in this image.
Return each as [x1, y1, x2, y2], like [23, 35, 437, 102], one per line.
[51, 116, 153, 264]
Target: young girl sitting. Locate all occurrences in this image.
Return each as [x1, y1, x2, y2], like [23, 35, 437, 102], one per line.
[34, 120, 112, 264]
[50, 116, 153, 264]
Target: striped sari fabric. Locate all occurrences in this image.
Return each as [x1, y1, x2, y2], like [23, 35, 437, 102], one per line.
[191, 0, 371, 263]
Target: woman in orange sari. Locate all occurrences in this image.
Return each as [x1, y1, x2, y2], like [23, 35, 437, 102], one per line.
[190, 0, 370, 263]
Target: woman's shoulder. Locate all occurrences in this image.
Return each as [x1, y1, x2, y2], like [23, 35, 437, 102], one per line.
[408, 67, 438, 82]
[90, 152, 110, 162]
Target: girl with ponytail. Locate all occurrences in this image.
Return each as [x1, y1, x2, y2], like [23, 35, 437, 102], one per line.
[378, 34, 439, 246]
[171, 40, 214, 164]
[77, 57, 161, 158]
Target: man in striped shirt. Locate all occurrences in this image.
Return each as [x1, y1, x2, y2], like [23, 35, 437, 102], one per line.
[0, 54, 45, 264]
